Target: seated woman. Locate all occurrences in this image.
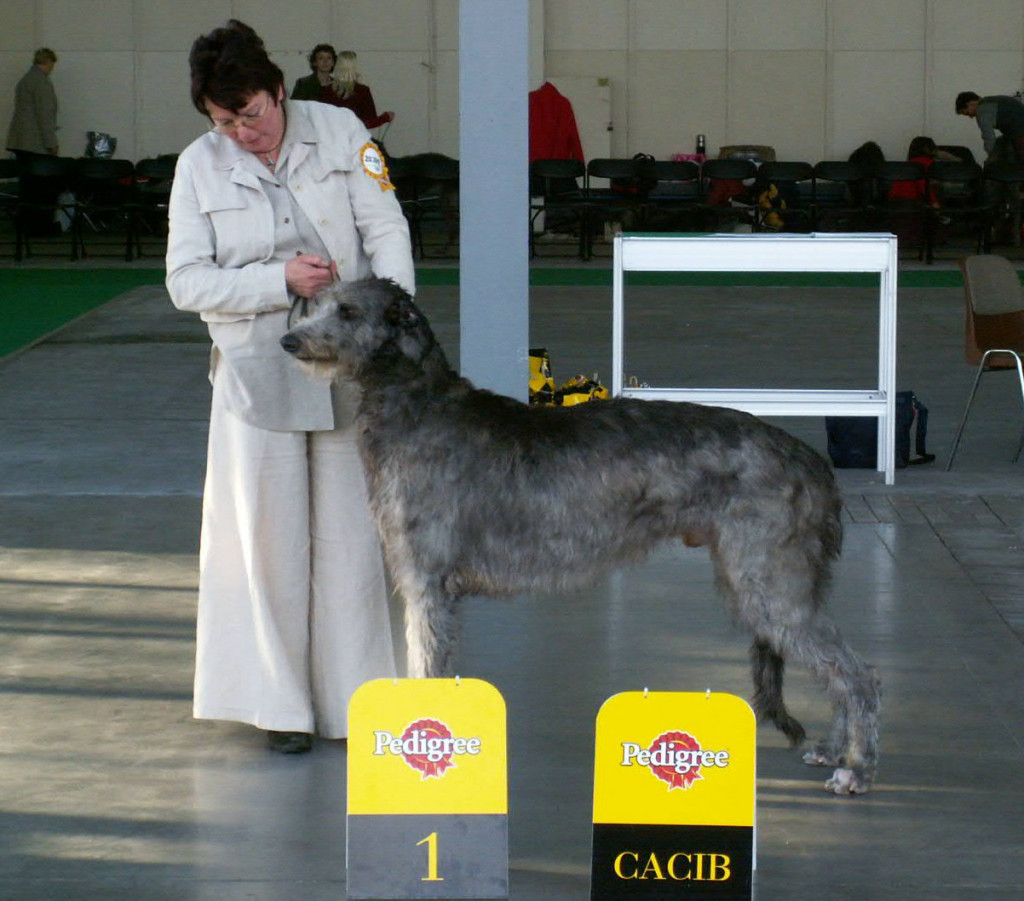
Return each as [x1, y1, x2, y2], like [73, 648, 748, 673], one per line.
[888, 136, 959, 207]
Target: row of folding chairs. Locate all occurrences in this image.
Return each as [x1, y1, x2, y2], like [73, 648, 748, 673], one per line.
[24, 148, 999, 264]
[387, 153, 767, 261]
[386, 153, 461, 260]
[2, 149, 455, 263]
[529, 156, 1024, 262]
[0, 154, 177, 261]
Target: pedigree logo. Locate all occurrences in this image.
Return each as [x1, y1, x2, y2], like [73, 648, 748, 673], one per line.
[620, 731, 730, 790]
[373, 718, 481, 779]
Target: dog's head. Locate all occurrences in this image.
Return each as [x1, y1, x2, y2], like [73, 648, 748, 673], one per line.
[280, 277, 443, 382]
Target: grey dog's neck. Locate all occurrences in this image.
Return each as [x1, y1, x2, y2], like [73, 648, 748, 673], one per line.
[361, 339, 456, 394]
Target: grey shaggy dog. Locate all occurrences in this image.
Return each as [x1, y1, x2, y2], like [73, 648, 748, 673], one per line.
[281, 277, 882, 794]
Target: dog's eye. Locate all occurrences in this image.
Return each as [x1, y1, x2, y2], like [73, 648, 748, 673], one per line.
[337, 305, 357, 321]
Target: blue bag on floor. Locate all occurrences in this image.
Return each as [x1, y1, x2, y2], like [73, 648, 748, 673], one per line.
[826, 391, 936, 469]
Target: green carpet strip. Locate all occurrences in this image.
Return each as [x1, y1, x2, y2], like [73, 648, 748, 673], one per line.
[3, 264, 1019, 360]
[0, 269, 165, 358]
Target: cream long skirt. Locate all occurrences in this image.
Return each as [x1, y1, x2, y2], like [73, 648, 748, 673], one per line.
[192, 391, 397, 739]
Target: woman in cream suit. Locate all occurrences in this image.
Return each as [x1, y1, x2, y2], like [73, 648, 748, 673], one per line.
[166, 20, 414, 754]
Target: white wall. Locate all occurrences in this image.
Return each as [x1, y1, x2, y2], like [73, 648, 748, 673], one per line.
[544, 0, 1024, 162]
[1, 0, 1021, 165]
[0, 0, 462, 160]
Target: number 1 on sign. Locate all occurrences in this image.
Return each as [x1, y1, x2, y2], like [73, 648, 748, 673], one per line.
[417, 832, 444, 882]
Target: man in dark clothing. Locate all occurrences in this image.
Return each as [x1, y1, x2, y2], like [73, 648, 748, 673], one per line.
[6, 48, 59, 156]
[6, 48, 63, 235]
[955, 91, 1024, 161]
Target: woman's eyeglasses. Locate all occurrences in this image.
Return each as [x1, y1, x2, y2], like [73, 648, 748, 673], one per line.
[210, 96, 271, 134]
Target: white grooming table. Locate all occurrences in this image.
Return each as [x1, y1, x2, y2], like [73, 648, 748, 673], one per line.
[612, 233, 898, 484]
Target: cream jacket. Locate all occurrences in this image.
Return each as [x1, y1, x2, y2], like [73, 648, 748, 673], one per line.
[166, 100, 415, 431]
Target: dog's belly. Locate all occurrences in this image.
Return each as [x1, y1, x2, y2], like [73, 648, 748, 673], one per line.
[435, 508, 692, 597]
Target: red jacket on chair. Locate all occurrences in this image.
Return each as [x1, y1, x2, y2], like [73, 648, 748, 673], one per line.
[529, 82, 584, 163]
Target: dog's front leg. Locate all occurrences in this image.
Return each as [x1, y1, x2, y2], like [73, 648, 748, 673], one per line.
[402, 578, 460, 678]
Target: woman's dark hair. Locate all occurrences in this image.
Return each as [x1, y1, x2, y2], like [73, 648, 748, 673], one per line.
[848, 141, 885, 169]
[906, 136, 937, 160]
[189, 20, 285, 116]
[308, 43, 337, 72]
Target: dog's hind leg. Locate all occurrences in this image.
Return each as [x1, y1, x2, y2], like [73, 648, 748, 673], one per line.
[750, 638, 806, 746]
[713, 530, 880, 793]
[711, 539, 808, 746]
[400, 576, 460, 678]
[776, 615, 881, 794]
[749, 613, 880, 793]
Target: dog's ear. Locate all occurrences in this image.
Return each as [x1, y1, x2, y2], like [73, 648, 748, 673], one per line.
[384, 297, 420, 329]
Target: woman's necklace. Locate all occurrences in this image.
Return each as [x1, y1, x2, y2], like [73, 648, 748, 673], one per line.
[259, 107, 286, 173]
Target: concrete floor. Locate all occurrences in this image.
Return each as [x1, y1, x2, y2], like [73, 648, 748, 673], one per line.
[1, 270, 1024, 899]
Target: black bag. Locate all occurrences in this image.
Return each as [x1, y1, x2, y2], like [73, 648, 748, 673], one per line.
[826, 391, 935, 469]
[85, 131, 117, 158]
[610, 153, 658, 198]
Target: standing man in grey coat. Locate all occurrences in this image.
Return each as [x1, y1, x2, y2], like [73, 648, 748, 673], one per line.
[955, 91, 1024, 161]
[6, 48, 59, 158]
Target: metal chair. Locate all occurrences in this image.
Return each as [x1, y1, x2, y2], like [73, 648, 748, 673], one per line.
[946, 254, 1024, 469]
[132, 155, 176, 257]
[14, 154, 78, 260]
[0, 157, 20, 257]
[755, 161, 815, 232]
[385, 155, 421, 255]
[529, 158, 586, 259]
[74, 157, 137, 261]
[698, 157, 757, 232]
[982, 160, 1024, 248]
[584, 157, 646, 257]
[924, 160, 993, 263]
[812, 160, 873, 231]
[869, 160, 929, 258]
[412, 154, 459, 259]
[638, 159, 700, 231]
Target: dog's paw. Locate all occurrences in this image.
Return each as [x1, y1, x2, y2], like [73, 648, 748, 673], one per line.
[824, 767, 871, 795]
[802, 740, 840, 767]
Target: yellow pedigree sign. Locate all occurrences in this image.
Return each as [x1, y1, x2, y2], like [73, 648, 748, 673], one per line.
[348, 678, 507, 816]
[593, 691, 756, 827]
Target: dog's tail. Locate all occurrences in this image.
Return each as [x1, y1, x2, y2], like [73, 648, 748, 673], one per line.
[800, 442, 844, 558]
[812, 483, 844, 610]
[822, 487, 844, 561]
[788, 449, 844, 610]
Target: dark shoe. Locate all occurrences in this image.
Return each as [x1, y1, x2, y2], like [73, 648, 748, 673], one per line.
[266, 730, 313, 754]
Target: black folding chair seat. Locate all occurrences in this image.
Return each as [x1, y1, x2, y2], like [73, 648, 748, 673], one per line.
[639, 160, 700, 231]
[925, 160, 993, 263]
[529, 158, 586, 259]
[75, 157, 137, 261]
[15, 154, 78, 260]
[132, 155, 177, 257]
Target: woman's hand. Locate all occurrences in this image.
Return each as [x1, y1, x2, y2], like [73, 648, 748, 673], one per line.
[286, 255, 338, 299]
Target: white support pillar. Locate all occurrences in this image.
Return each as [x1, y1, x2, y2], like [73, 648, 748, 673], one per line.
[459, 0, 530, 400]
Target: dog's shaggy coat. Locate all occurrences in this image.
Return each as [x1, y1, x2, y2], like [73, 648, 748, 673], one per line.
[281, 277, 881, 793]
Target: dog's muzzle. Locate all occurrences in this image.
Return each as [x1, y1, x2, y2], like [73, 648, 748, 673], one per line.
[280, 333, 303, 356]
